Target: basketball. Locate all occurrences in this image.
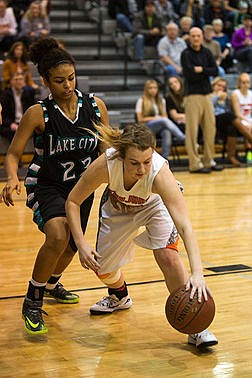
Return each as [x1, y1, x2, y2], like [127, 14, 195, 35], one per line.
[165, 285, 215, 334]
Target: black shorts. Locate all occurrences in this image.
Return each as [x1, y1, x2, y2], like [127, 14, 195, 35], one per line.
[26, 183, 94, 252]
[216, 112, 238, 139]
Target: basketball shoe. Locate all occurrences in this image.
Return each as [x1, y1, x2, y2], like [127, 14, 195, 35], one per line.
[22, 298, 48, 335]
[90, 294, 132, 314]
[44, 282, 79, 304]
[188, 329, 218, 348]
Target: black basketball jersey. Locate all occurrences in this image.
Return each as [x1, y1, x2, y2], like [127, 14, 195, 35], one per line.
[25, 90, 101, 193]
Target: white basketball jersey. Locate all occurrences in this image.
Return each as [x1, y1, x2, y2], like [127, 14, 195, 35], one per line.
[105, 148, 167, 207]
[233, 89, 252, 122]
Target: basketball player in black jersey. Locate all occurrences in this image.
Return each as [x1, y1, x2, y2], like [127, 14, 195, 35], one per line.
[0, 37, 109, 335]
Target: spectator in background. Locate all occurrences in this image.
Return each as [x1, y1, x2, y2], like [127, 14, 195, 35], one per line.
[211, 76, 252, 166]
[212, 18, 233, 72]
[157, 21, 187, 79]
[185, 0, 205, 28]
[231, 14, 252, 73]
[165, 75, 186, 133]
[154, 0, 179, 28]
[0, 0, 17, 59]
[181, 27, 223, 173]
[8, 0, 32, 31]
[135, 79, 185, 159]
[231, 72, 252, 162]
[223, 0, 250, 28]
[3, 41, 38, 89]
[132, 0, 163, 63]
[203, 0, 233, 38]
[0, 71, 35, 144]
[179, 16, 193, 45]
[202, 24, 226, 77]
[18, 0, 50, 49]
[107, 0, 141, 33]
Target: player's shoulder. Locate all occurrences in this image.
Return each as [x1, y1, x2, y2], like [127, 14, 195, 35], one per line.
[24, 103, 43, 117]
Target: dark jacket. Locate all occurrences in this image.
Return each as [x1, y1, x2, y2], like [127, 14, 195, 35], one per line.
[108, 0, 144, 19]
[0, 86, 35, 129]
[181, 44, 218, 96]
[132, 10, 163, 37]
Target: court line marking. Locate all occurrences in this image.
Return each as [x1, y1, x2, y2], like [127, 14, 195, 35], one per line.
[0, 269, 251, 301]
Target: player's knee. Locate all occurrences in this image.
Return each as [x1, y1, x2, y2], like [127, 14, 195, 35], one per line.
[45, 231, 70, 252]
[154, 247, 180, 269]
[97, 270, 121, 286]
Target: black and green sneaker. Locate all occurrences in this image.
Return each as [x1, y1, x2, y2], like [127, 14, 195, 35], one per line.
[22, 298, 48, 335]
[44, 282, 79, 304]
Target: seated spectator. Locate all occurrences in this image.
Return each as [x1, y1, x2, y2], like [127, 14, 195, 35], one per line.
[18, 0, 50, 49]
[223, 0, 249, 28]
[165, 75, 186, 132]
[231, 14, 252, 73]
[107, 0, 141, 33]
[179, 16, 193, 45]
[154, 0, 179, 28]
[0, 0, 17, 59]
[202, 24, 226, 77]
[8, 0, 32, 31]
[231, 72, 252, 162]
[203, 0, 234, 38]
[212, 18, 233, 71]
[157, 21, 187, 80]
[0, 71, 35, 144]
[135, 79, 185, 159]
[3, 41, 38, 89]
[185, 0, 205, 28]
[211, 76, 252, 166]
[132, 0, 163, 63]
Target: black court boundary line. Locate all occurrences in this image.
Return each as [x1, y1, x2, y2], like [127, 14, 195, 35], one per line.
[1, 268, 252, 301]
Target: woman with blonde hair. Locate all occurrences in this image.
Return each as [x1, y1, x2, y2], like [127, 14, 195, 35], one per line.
[18, 0, 50, 48]
[135, 79, 185, 159]
[66, 122, 218, 349]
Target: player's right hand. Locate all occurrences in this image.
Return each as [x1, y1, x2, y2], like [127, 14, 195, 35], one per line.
[0, 178, 21, 207]
[78, 244, 101, 273]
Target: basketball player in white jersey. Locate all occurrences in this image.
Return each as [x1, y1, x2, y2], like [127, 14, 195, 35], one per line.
[66, 123, 218, 349]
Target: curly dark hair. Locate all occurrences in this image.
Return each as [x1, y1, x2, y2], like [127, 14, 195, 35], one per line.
[29, 37, 75, 81]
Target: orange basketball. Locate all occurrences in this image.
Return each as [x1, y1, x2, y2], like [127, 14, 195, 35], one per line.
[165, 285, 215, 334]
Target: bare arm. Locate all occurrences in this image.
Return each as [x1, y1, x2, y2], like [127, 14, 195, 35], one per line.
[231, 91, 242, 118]
[66, 153, 109, 271]
[152, 163, 208, 300]
[169, 108, 186, 124]
[136, 111, 158, 123]
[0, 104, 44, 206]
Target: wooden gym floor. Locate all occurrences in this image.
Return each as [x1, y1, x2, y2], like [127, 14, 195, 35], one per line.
[0, 167, 252, 378]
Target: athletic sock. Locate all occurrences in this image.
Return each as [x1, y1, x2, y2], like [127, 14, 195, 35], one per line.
[26, 279, 46, 301]
[46, 274, 62, 290]
[108, 281, 128, 300]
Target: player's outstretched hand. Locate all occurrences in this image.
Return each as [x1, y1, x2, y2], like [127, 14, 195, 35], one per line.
[0, 178, 21, 207]
[185, 273, 209, 303]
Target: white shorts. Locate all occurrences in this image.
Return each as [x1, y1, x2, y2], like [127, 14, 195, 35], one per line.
[96, 191, 178, 274]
